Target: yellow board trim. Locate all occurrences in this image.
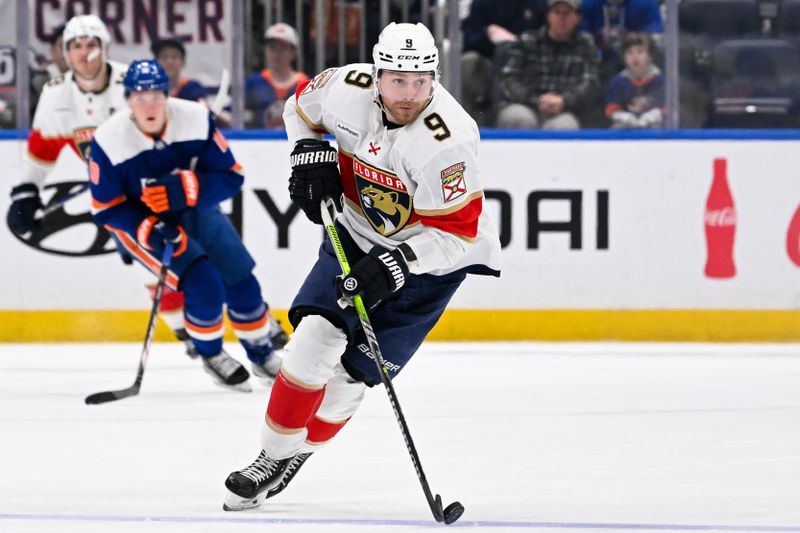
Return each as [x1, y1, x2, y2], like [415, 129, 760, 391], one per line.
[1, 310, 799, 342]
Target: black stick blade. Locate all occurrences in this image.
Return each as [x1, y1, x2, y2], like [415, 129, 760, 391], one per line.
[84, 386, 139, 405]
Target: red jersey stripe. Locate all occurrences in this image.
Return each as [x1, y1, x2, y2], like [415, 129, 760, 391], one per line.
[416, 195, 482, 240]
[27, 129, 75, 164]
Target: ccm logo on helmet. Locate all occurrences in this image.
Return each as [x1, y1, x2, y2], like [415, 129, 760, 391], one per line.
[396, 55, 421, 60]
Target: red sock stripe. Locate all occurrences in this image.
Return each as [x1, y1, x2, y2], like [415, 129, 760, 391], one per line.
[266, 373, 325, 430]
[306, 416, 349, 445]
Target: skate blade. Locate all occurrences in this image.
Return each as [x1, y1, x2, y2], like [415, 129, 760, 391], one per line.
[215, 380, 252, 393]
[223, 489, 268, 511]
[252, 374, 277, 386]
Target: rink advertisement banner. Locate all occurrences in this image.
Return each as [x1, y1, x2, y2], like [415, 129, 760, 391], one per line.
[0, 1, 231, 86]
[2, 137, 800, 340]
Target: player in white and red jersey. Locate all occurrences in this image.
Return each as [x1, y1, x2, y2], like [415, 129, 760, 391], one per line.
[9, 14, 126, 207]
[223, 22, 501, 512]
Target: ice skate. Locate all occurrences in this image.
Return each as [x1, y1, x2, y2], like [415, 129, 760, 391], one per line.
[251, 352, 282, 384]
[201, 350, 251, 392]
[223, 450, 291, 511]
[268, 313, 290, 350]
[173, 328, 199, 359]
[264, 452, 312, 500]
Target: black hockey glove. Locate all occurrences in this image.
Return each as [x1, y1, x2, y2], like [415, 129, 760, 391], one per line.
[7, 183, 43, 235]
[288, 139, 342, 224]
[337, 246, 410, 310]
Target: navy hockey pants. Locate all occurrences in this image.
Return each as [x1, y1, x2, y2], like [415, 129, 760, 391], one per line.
[289, 223, 466, 386]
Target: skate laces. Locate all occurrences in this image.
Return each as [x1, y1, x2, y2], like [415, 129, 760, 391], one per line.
[240, 451, 282, 485]
[285, 453, 310, 476]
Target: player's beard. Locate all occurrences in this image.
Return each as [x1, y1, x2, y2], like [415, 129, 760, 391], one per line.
[383, 98, 428, 125]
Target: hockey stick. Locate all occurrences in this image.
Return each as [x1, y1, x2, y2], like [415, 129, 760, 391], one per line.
[210, 68, 230, 116]
[85, 242, 175, 405]
[319, 197, 464, 525]
[36, 182, 90, 220]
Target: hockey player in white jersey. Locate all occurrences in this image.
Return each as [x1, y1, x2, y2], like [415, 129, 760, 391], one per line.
[224, 22, 501, 512]
[7, 13, 126, 216]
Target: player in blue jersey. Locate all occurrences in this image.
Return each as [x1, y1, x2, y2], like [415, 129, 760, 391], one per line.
[88, 59, 284, 391]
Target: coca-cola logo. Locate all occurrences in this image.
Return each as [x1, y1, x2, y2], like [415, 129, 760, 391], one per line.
[787, 203, 800, 267]
[705, 207, 737, 227]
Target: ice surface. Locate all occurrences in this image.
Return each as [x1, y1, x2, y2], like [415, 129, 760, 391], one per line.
[1, 342, 799, 532]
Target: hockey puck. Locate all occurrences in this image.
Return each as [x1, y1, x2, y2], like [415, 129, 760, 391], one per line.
[443, 501, 464, 524]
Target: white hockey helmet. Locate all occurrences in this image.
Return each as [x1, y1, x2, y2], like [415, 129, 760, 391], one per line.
[373, 22, 439, 78]
[63, 14, 111, 51]
[372, 22, 439, 106]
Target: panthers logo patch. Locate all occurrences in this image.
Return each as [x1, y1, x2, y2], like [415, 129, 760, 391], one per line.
[353, 158, 412, 237]
[73, 127, 96, 161]
[440, 162, 467, 202]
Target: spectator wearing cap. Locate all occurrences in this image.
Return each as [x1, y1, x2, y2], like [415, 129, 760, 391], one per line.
[244, 22, 309, 129]
[497, 0, 601, 129]
[151, 37, 207, 102]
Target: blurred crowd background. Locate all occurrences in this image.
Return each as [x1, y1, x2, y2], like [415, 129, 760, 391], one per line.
[1, 0, 798, 131]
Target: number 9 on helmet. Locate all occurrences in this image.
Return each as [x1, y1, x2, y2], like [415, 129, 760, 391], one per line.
[372, 22, 439, 106]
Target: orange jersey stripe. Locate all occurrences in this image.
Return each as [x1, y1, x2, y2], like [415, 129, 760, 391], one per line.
[106, 227, 180, 289]
[91, 194, 126, 211]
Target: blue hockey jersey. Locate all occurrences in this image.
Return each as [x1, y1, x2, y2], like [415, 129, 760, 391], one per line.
[88, 97, 243, 238]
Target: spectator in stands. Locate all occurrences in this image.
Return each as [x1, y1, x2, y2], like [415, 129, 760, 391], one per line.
[497, 0, 600, 129]
[605, 32, 665, 128]
[580, 0, 663, 80]
[245, 23, 309, 129]
[461, 0, 546, 126]
[151, 37, 232, 127]
[151, 38, 207, 102]
[581, 0, 663, 43]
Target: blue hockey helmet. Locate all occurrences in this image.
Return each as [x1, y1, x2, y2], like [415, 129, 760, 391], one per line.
[124, 59, 169, 96]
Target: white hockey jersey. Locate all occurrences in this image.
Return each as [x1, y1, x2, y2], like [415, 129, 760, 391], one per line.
[284, 63, 501, 277]
[22, 60, 128, 187]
